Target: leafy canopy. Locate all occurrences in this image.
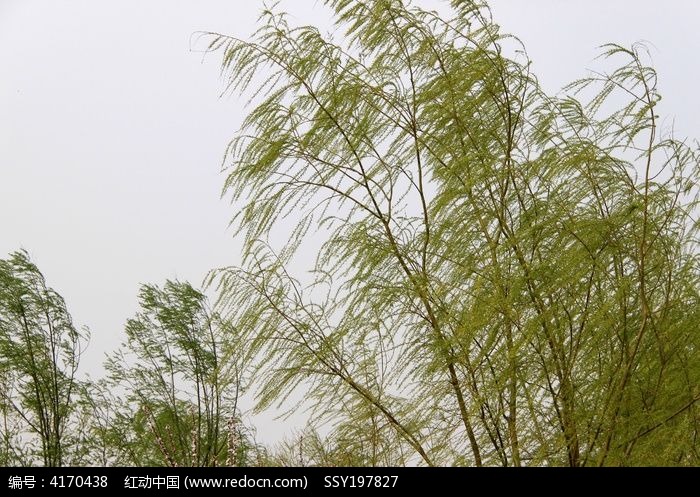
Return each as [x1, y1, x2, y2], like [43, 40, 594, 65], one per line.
[0, 250, 88, 466]
[207, 0, 700, 466]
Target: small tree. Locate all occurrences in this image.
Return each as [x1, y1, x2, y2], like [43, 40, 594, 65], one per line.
[0, 250, 88, 466]
[105, 280, 248, 466]
[208, 0, 700, 466]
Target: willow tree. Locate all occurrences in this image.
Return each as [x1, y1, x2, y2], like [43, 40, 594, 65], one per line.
[0, 250, 88, 466]
[207, 0, 700, 466]
[105, 281, 249, 466]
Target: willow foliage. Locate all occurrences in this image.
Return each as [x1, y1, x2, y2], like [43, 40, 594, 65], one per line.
[0, 250, 88, 466]
[208, 0, 700, 466]
[105, 281, 248, 466]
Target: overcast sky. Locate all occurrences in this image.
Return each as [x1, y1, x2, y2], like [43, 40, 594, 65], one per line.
[1, 0, 698, 444]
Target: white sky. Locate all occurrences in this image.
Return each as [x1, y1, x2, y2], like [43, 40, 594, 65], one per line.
[1, 0, 698, 445]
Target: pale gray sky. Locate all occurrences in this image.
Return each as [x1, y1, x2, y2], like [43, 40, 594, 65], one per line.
[1, 0, 698, 444]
